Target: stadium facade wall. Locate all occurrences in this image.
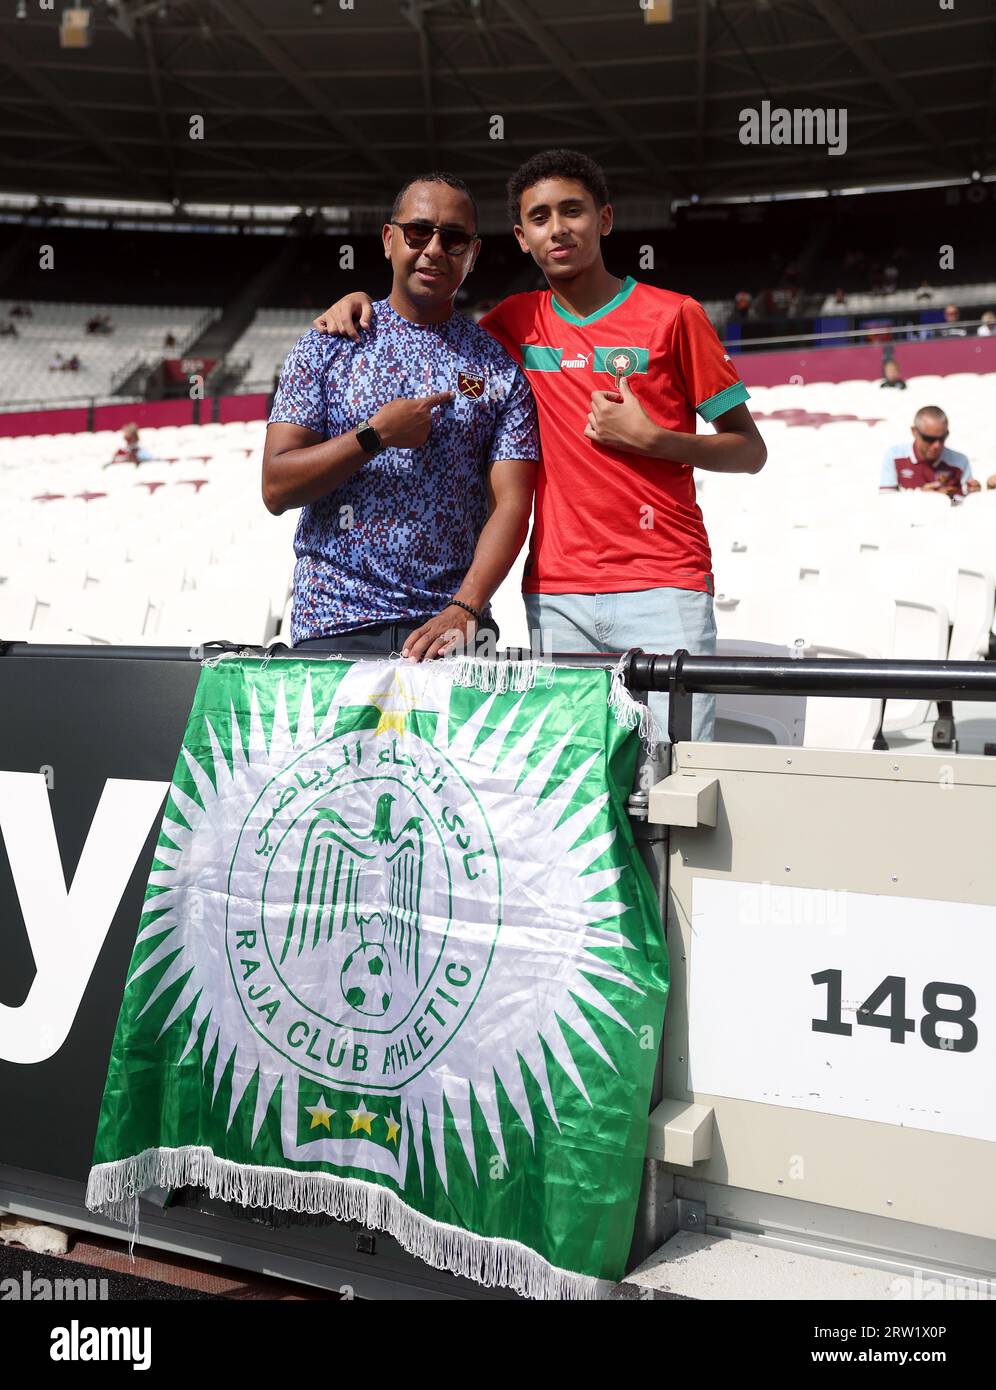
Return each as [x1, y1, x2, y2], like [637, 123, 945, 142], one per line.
[219, 392, 271, 423]
[95, 400, 197, 431]
[0, 407, 90, 436]
[0, 393, 270, 438]
[736, 335, 996, 387]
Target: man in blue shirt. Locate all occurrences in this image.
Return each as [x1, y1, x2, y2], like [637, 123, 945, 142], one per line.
[263, 172, 540, 661]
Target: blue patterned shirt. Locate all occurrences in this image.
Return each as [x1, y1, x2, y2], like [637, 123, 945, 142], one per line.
[268, 301, 540, 642]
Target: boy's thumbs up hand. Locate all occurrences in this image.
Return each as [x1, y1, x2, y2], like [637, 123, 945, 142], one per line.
[584, 374, 657, 454]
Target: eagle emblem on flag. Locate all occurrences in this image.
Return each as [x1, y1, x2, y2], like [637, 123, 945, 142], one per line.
[282, 792, 425, 1016]
[457, 370, 485, 399]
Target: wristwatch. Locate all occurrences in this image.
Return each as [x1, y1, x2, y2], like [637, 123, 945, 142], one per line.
[356, 420, 384, 455]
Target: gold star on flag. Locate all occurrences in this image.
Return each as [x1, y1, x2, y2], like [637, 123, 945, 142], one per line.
[383, 1112, 400, 1145]
[304, 1094, 335, 1131]
[367, 672, 419, 737]
[346, 1099, 375, 1136]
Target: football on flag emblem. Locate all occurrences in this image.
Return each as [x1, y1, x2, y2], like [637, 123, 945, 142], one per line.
[605, 347, 639, 378]
[457, 370, 485, 399]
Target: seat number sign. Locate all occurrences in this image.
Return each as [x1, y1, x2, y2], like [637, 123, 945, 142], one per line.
[687, 878, 995, 1142]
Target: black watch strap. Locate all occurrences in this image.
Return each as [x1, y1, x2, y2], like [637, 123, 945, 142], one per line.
[356, 420, 383, 454]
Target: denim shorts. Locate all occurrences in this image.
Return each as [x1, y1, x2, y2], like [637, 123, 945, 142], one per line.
[523, 588, 716, 742]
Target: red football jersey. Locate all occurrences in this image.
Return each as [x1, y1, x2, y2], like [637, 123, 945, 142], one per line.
[480, 277, 749, 595]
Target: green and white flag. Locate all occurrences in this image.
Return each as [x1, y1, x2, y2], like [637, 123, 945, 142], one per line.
[86, 656, 668, 1299]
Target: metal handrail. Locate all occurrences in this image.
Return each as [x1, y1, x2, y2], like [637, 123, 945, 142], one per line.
[722, 316, 991, 351]
[4, 642, 995, 700]
[623, 652, 996, 702]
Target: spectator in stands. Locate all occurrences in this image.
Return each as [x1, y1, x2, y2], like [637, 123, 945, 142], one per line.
[48, 351, 65, 372]
[915, 280, 935, 303]
[939, 303, 967, 338]
[732, 290, 752, 321]
[880, 407, 977, 498]
[263, 171, 540, 661]
[163, 330, 178, 349]
[883, 263, 899, 293]
[86, 312, 113, 335]
[987, 474, 996, 490]
[770, 283, 793, 317]
[9, 303, 32, 318]
[0, 320, 17, 338]
[821, 288, 849, 313]
[65, 353, 81, 372]
[879, 358, 906, 390]
[105, 423, 151, 468]
[977, 311, 995, 337]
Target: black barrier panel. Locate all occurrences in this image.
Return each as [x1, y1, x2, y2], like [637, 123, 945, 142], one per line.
[0, 652, 200, 1181]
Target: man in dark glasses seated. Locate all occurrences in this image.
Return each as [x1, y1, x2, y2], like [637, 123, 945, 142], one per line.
[262, 173, 540, 661]
[879, 406, 978, 497]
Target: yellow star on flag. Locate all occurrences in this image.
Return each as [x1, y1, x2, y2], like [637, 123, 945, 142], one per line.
[304, 1094, 335, 1131]
[346, 1099, 375, 1136]
[383, 1112, 400, 1145]
[367, 671, 419, 737]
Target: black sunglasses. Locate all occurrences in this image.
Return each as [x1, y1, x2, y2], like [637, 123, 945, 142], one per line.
[916, 428, 949, 445]
[390, 220, 477, 256]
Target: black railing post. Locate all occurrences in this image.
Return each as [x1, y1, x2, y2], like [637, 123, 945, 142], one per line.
[666, 648, 694, 745]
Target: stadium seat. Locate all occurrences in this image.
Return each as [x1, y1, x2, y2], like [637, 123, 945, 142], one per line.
[713, 639, 884, 751]
[0, 585, 40, 640]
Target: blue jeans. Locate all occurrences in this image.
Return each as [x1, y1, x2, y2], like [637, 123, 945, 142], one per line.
[523, 588, 716, 742]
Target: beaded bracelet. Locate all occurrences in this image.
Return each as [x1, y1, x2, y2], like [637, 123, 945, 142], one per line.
[448, 596, 483, 621]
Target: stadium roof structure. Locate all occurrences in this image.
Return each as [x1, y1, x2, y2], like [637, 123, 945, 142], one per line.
[0, 0, 994, 216]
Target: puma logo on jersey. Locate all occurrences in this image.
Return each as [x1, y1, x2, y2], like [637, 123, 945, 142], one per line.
[561, 351, 592, 369]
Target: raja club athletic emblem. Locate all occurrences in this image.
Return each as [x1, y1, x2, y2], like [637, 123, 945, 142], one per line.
[457, 370, 485, 399]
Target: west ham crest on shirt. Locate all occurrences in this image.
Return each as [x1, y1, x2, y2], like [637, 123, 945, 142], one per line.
[457, 370, 485, 400]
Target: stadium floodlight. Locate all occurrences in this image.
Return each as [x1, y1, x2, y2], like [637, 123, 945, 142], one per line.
[59, 6, 93, 47]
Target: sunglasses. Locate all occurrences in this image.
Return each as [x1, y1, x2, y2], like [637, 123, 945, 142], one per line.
[916, 429, 949, 445]
[390, 220, 476, 256]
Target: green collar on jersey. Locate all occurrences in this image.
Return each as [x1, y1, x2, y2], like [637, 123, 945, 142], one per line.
[549, 274, 638, 326]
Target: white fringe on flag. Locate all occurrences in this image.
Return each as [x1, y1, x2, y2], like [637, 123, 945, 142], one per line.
[203, 648, 663, 748]
[441, 655, 554, 693]
[607, 653, 665, 752]
[86, 1150, 608, 1302]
